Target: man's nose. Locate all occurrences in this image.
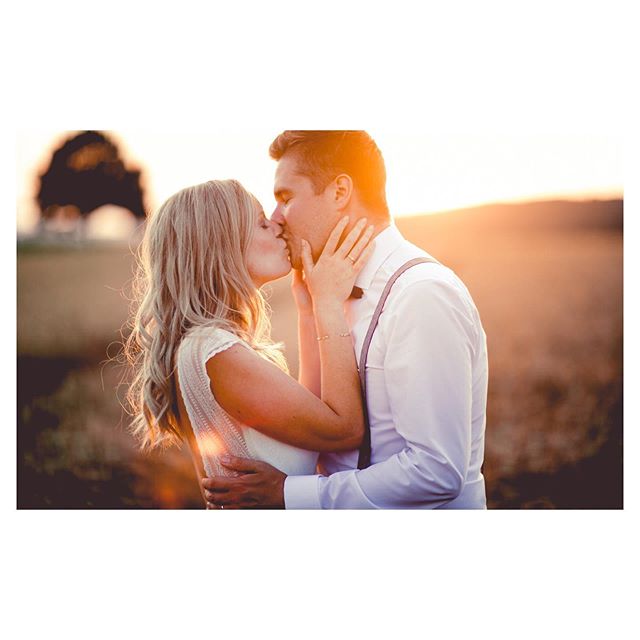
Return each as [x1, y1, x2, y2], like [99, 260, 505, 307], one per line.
[271, 207, 285, 225]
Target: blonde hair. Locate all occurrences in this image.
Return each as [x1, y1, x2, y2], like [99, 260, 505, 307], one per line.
[123, 179, 287, 450]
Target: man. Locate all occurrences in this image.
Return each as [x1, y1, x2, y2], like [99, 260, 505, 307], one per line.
[201, 130, 488, 509]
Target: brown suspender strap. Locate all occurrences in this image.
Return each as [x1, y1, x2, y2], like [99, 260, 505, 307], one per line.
[356, 257, 439, 469]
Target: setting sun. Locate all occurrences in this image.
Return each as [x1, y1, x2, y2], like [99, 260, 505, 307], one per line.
[373, 132, 622, 215]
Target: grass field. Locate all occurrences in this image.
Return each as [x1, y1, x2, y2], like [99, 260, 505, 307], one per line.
[17, 201, 623, 508]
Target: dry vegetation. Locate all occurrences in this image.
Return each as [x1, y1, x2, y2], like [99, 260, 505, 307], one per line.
[17, 202, 623, 508]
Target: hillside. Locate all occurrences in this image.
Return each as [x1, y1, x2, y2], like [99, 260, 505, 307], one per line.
[396, 198, 623, 239]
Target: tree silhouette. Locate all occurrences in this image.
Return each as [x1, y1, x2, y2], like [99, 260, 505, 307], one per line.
[37, 131, 147, 226]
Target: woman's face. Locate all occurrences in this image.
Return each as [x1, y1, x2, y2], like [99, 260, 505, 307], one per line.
[246, 199, 291, 287]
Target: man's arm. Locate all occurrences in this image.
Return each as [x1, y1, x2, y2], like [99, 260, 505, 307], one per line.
[285, 278, 478, 509]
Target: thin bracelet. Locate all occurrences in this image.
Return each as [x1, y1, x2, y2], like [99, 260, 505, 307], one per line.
[316, 332, 351, 341]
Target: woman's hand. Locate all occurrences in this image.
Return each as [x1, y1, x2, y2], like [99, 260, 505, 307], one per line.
[301, 217, 375, 307]
[291, 268, 314, 316]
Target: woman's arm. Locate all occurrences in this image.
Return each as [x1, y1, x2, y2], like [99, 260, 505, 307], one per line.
[292, 269, 321, 397]
[297, 310, 321, 397]
[207, 341, 360, 452]
[209, 217, 375, 452]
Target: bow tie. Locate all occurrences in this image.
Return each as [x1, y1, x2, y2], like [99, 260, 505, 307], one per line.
[350, 286, 364, 299]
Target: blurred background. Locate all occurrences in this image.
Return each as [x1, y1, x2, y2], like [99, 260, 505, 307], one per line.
[16, 130, 623, 509]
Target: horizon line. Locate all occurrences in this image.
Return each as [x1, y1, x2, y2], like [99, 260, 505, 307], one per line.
[16, 191, 624, 235]
[394, 191, 623, 219]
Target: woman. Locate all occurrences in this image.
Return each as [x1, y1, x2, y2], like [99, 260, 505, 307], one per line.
[124, 179, 374, 501]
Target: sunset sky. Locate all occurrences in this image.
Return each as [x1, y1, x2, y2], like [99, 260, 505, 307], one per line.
[16, 130, 623, 236]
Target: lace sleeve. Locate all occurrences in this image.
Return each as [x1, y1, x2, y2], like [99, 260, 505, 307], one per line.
[176, 327, 252, 477]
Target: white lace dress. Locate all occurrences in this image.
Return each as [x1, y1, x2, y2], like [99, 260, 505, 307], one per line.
[176, 326, 319, 477]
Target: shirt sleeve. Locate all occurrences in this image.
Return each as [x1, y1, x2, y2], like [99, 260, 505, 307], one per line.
[283, 474, 322, 509]
[286, 277, 478, 509]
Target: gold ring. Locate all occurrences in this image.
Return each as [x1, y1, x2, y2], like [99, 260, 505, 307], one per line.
[347, 255, 356, 264]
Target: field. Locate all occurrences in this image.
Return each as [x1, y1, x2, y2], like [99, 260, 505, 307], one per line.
[17, 200, 623, 508]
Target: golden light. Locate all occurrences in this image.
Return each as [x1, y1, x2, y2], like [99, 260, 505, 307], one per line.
[372, 132, 623, 215]
[85, 205, 139, 241]
[197, 432, 225, 460]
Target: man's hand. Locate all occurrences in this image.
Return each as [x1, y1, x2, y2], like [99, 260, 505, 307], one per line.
[201, 455, 286, 509]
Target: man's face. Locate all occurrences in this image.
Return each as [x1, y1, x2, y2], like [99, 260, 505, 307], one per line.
[271, 154, 340, 270]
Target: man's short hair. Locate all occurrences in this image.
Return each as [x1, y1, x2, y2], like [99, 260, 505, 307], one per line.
[269, 130, 389, 216]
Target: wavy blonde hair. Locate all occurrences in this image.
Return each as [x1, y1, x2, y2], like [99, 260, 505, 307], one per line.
[123, 179, 288, 450]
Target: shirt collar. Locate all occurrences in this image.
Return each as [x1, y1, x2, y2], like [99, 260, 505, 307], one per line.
[355, 223, 405, 290]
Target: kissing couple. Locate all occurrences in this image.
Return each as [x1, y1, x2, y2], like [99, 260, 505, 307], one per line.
[125, 130, 488, 509]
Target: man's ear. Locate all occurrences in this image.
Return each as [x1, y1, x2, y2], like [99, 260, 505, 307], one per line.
[333, 174, 353, 209]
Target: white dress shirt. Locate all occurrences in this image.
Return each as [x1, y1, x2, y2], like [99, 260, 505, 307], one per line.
[284, 224, 488, 509]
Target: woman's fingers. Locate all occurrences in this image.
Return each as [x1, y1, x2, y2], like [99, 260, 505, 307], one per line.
[322, 216, 350, 255]
[300, 239, 315, 277]
[292, 267, 305, 286]
[353, 238, 376, 270]
[345, 224, 375, 262]
[335, 218, 368, 259]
